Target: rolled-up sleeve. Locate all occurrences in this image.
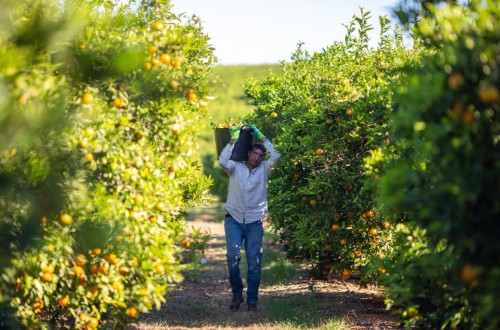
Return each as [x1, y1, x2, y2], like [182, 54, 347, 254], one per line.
[218, 143, 236, 175]
[263, 139, 281, 176]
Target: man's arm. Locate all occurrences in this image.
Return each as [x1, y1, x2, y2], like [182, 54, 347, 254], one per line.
[218, 139, 236, 175]
[262, 138, 280, 175]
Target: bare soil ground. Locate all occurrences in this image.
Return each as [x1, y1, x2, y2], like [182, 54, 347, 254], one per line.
[128, 202, 400, 330]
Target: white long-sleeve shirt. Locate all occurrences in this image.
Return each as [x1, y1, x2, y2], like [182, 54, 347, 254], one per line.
[218, 139, 281, 224]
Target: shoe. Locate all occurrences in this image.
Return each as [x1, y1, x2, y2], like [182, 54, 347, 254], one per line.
[229, 296, 244, 310]
[247, 303, 257, 312]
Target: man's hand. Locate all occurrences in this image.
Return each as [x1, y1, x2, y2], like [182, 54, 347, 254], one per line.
[229, 125, 241, 140]
[249, 125, 265, 141]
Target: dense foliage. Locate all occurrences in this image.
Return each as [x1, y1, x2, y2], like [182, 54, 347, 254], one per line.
[0, 0, 214, 328]
[375, 1, 500, 328]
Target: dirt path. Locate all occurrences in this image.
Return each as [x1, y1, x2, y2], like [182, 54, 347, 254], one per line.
[129, 202, 399, 330]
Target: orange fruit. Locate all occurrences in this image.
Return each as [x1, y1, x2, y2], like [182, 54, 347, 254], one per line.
[340, 239, 346, 245]
[127, 307, 138, 318]
[478, 85, 500, 104]
[270, 112, 278, 118]
[188, 90, 198, 102]
[315, 148, 324, 156]
[346, 107, 354, 116]
[41, 272, 53, 283]
[448, 72, 465, 91]
[84, 153, 94, 162]
[60, 213, 73, 225]
[86, 317, 99, 329]
[341, 268, 351, 279]
[82, 93, 94, 105]
[75, 254, 87, 266]
[118, 265, 131, 275]
[369, 228, 377, 236]
[58, 296, 70, 307]
[153, 21, 165, 31]
[91, 247, 102, 256]
[89, 264, 98, 274]
[144, 62, 152, 70]
[45, 263, 55, 274]
[148, 45, 158, 54]
[331, 224, 340, 231]
[309, 199, 318, 207]
[73, 266, 84, 275]
[354, 251, 362, 257]
[462, 112, 475, 125]
[460, 263, 481, 284]
[171, 57, 181, 68]
[113, 97, 124, 108]
[160, 53, 171, 64]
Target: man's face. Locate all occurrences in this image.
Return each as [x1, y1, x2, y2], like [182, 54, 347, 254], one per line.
[247, 148, 265, 167]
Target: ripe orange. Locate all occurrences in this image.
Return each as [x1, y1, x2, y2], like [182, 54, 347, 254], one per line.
[75, 254, 87, 266]
[86, 317, 99, 329]
[346, 107, 354, 116]
[73, 265, 84, 275]
[171, 57, 181, 68]
[148, 45, 158, 54]
[58, 296, 70, 307]
[160, 53, 171, 64]
[41, 272, 53, 283]
[270, 112, 278, 118]
[309, 199, 318, 207]
[369, 228, 377, 236]
[462, 112, 475, 125]
[113, 97, 124, 108]
[45, 263, 55, 274]
[188, 90, 198, 102]
[144, 62, 152, 70]
[89, 264, 98, 274]
[60, 213, 73, 225]
[91, 247, 102, 256]
[448, 72, 465, 91]
[84, 153, 94, 162]
[460, 263, 481, 284]
[331, 224, 340, 231]
[153, 21, 165, 31]
[354, 251, 362, 257]
[340, 239, 346, 245]
[127, 307, 138, 318]
[118, 265, 131, 275]
[341, 268, 351, 279]
[154, 263, 165, 273]
[315, 148, 324, 156]
[478, 85, 500, 104]
[82, 93, 94, 105]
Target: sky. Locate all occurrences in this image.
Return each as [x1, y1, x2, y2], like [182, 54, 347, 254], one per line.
[169, 0, 402, 65]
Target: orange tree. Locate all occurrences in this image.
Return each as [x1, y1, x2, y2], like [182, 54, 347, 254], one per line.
[370, 1, 500, 328]
[243, 10, 421, 280]
[0, 0, 215, 328]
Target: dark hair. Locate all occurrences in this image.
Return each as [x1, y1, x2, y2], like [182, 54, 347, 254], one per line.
[250, 143, 267, 154]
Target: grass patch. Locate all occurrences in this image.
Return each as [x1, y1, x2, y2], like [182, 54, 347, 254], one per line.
[267, 295, 349, 329]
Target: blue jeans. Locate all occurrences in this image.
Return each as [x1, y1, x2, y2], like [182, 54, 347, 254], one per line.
[224, 215, 263, 305]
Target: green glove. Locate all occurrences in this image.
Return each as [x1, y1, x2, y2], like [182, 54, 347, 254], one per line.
[249, 124, 265, 140]
[229, 125, 241, 140]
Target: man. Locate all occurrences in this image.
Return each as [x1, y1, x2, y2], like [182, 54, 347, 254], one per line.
[218, 124, 281, 311]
